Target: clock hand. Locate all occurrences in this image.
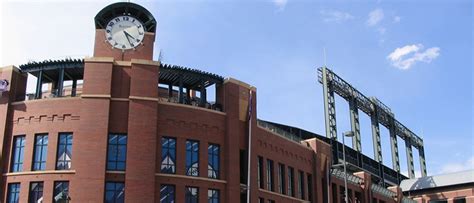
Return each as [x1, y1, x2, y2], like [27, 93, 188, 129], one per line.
[123, 31, 134, 47]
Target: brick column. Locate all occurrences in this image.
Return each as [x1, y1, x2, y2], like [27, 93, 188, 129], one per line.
[125, 59, 160, 202]
[74, 57, 114, 202]
[0, 66, 27, 202]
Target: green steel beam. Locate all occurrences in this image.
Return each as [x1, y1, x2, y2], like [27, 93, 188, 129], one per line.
[405, 139, 415, 178]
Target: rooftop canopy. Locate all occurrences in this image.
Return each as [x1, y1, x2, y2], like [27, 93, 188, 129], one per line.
[18, 59, 224, 100]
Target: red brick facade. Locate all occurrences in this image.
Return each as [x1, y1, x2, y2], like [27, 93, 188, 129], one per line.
[0, 2, 419, 203]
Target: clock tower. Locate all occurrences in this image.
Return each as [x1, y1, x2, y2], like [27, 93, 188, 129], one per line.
[93, 2, 157, 60]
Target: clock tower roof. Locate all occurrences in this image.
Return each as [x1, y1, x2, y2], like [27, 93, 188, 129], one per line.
[94, 2, 156, 33]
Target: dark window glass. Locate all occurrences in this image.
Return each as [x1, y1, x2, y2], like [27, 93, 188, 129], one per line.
[268, 200, 275, 203]
[7, 183, 20, 203]
[32, 134, 48, 171]
[161, 137, 176, 174]
[53, 181, 70, 203]
[107, 133, 127, 171]
[160, 184, 175, 203]
[332, 184, 338, 203]
[288, 166, 295, 197]
[208, 144, 220, 179]
[266, 159, 274, 191]
[278, 163, 285, 194]
[429, 200, 448, 203]
[307, 174, 313, 202]
[29, 182, 43, 203]
[257, 156, 264, 189]
[258, 198, 264, 203]
[454, 197, 466, 203]
[185, 140, 199, 176]
[105, 182, 125, 203]
[11, 136, 25, 172]
[298, 170, 305, 199]
[208, 189, 219, 203]
[340, 186, 346, 203]
[56, 133, 73, 170]
[185, 186, 199, 203]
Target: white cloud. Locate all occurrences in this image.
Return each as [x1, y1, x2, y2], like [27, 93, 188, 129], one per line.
[393, 16, 401, 23]
[387, 44, 440, 70]
[367, 8, 384, 26]
[320, 10, 354, 23]
[377, 27, 386, 34]
[272, 0, 288, 11]
[439, 156, 474, 174]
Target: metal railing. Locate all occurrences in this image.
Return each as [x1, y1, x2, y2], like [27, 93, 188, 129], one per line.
[257, 120, 303, 143]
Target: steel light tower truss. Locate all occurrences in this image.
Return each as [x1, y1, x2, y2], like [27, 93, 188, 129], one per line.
[318, 67, 427, 179]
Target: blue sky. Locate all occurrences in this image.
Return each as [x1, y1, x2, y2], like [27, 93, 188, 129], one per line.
[1, 0, 472, 177]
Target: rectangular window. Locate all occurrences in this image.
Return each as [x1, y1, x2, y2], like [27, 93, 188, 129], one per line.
[29, 182, 43, 203]
[258, 197, 264, 203]
[56, 133, 73, 170]
[161, 137, 176, 174]
[277, 163, 285, 194]
[32, 134, 48, 171]
[185, 140, 199, 176]
[268, 200, 275, 203]
[185, 186, 199, 203]
[298, 170, 305, 199]
[288, 166, 295, 197]
[208, 189, 219, 203]
[429, 200, 448, 203]
[307, 174, 313, 202]
[105, 182, 125, 203]
[332, 184, 338, 203]
[257, 156, 264, 189]
[107, 133, 127, 171]
[454, 197, 466, 203]
[208, 144, 220, 179]
[53, 181, 70, 203]
[160, 184, 175, 203]
[10, 136, 25, 172]
[7, 183, 20, 203]
[266, 159, 274, 191]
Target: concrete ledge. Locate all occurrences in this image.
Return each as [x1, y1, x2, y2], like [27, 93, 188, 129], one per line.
[158, 101, 226, 116]
[110, 98, 130, 102]
[131, 59, 160, 66]
[11, 97, 81, 105]
[224, 77, 256, 91]
[81, 94, 111, 99]
[106, 170, 126, 174]
[0, 65, 21, 73]
[84, 57, 114, 63]
[114, 61, 132, 67]
[129, 96, 159, 102]
[156, 173, 227, 184]
[4, 170, 76, 176]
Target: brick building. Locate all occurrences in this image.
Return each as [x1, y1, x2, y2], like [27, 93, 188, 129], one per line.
[0, 2, 431, 203]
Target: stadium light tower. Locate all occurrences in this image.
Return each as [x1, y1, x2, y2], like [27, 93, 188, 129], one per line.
[342, 131, 355, 203]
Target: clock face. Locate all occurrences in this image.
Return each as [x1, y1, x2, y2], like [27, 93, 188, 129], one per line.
[105, 16, 145, 50]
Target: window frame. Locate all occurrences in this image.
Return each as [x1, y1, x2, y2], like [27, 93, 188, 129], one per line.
[10, 135, 26, 172]
[32, 134, 48, 171]
[56, 133, 73, 170]
[161, 137, 177, 174]
[7, 183, 20, 203]
[106, 133, 127, 171]
[277, 163, 285, 194]
[288, 166, 295, 197]
[53, 181, 70, 203]
[257, 156, 264, 189]
[185, 140, 199, 177]
[185, 186, 199, 203]
[29, 182, 44, 203]
[266, 159, 274, 191]
[208, 188, 219, 203]
[104, 181, 125, 203]
[208, 143, 220, 179]
[160, 184, 175, 203]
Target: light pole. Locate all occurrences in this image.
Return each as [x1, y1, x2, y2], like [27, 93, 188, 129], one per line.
[342, 131, 354, 203]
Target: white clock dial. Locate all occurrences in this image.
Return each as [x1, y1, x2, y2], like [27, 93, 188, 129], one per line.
[105, 16, 145, 50]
